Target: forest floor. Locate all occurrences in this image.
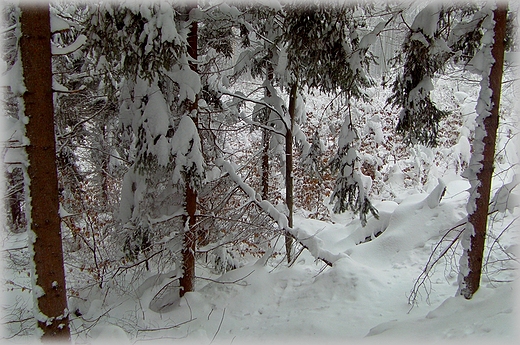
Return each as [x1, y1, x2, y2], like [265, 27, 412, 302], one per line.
[4, 175, 516, 344]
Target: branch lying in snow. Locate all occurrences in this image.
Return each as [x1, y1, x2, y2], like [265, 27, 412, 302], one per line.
[111, 249, 167, 278]
[136, 317, 196, 333]
[485, 215, 520, 269]
[216, 158, 345, 267]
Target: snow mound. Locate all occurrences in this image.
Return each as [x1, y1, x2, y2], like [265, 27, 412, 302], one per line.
[367, 283, 517, 340]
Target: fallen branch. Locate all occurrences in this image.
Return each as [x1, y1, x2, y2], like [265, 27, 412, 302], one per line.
[136, 318, 196, 333]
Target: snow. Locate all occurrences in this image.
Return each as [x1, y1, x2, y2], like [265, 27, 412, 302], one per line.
[143, 84, 170, 137]
[489, 175, 519, 213]
[94, 181, 516, 343]
[50, 12, 70, 33]
[170, 114, 204, 185]
[3, 142, 518, 345]
[157, 5, 179, 44]
[367, 283, 516, 339]
[411, 4, 440, 38]
[3, 59, 26, 96]
[167, 66, 202, 103]
[51, 34, 87, 55]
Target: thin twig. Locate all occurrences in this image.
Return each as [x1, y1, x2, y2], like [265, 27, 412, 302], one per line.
[136, 318, 196, 333]
[408, 219, 467, 308]
[112, 249, 166, 278]
[197, 270, 255, 285]
[210, 308, 226, 344]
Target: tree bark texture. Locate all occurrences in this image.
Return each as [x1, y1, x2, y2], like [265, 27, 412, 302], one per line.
[180, 14, 198, 298]
[285, 83, 297, 264]
[19, 3, 71, 340]
[460, 5, 507, 299]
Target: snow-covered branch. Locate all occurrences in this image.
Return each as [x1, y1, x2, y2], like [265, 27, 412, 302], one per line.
[51, 34, 87, 55]
[216, 158, 346, 266]
[221, 90, 289, 133]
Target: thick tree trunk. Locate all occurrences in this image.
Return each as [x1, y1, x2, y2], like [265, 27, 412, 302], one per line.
[19, 3, 71, 340]
[460, 5, 507, 299]
[180, 13, 198, 298]
[285, 83, 297, 264]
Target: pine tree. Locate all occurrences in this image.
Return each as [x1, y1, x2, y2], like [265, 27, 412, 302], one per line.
[386, 4, 451, 147]
[329, 106, 378, 226]
[387, 4, 503, 147]
[179, 6, 199, 297]
[226, 2, 386, 247]
[390, 2, 513, 299]
[84, 1, 205, 297]
[282, 2, 384, 226]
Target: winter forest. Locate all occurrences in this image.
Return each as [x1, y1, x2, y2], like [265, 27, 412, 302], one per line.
[0, 0, 519, 343]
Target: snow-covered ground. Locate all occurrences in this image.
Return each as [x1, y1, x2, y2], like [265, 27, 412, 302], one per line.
[3, 174, 517, 344]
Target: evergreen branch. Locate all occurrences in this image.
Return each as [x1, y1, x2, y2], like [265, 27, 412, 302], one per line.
[221, 90, 288, 134]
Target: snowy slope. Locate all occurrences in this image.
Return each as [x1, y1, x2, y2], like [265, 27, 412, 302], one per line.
[24, 176, 510, 345]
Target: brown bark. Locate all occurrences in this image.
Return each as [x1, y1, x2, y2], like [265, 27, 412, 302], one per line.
[19, 3, 71, 340]
[180, 181, 197, 297]
[461, 5, 507, 299]
[261, 128, 270, 200]
[285, 83, 297, 264]
[180, 13, 198, 298]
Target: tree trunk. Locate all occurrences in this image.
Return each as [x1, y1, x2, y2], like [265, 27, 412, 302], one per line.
[261, 65, 274, 200]
[7, 169, 24, 232]
[19, 3, 71, 340]
[285, 83, 297, 264]
[180, 11, 198, 298]
[261, 129, 270, 200]
[460, 5, 507, 299]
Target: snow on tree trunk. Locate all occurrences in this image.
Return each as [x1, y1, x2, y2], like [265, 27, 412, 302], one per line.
[19, 2, 70, 339]
[284, 82, 297, 264]
[458, 4, 507, 300]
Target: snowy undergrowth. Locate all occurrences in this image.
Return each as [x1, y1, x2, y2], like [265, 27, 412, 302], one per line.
[2, 58, 519, 345]
[99, 180, 518, 344]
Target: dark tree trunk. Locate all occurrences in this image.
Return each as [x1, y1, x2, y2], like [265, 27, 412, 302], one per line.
[460, 5, 507, 299]
[19, 3, 71, 340]
[180, 12, 198, 298]
[7, 169, 25, 232]
[261, 128, 270, 200]
[261, 65, 274, 200]
[285, 83, 297, 264]
[180, 181, 197, 297]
